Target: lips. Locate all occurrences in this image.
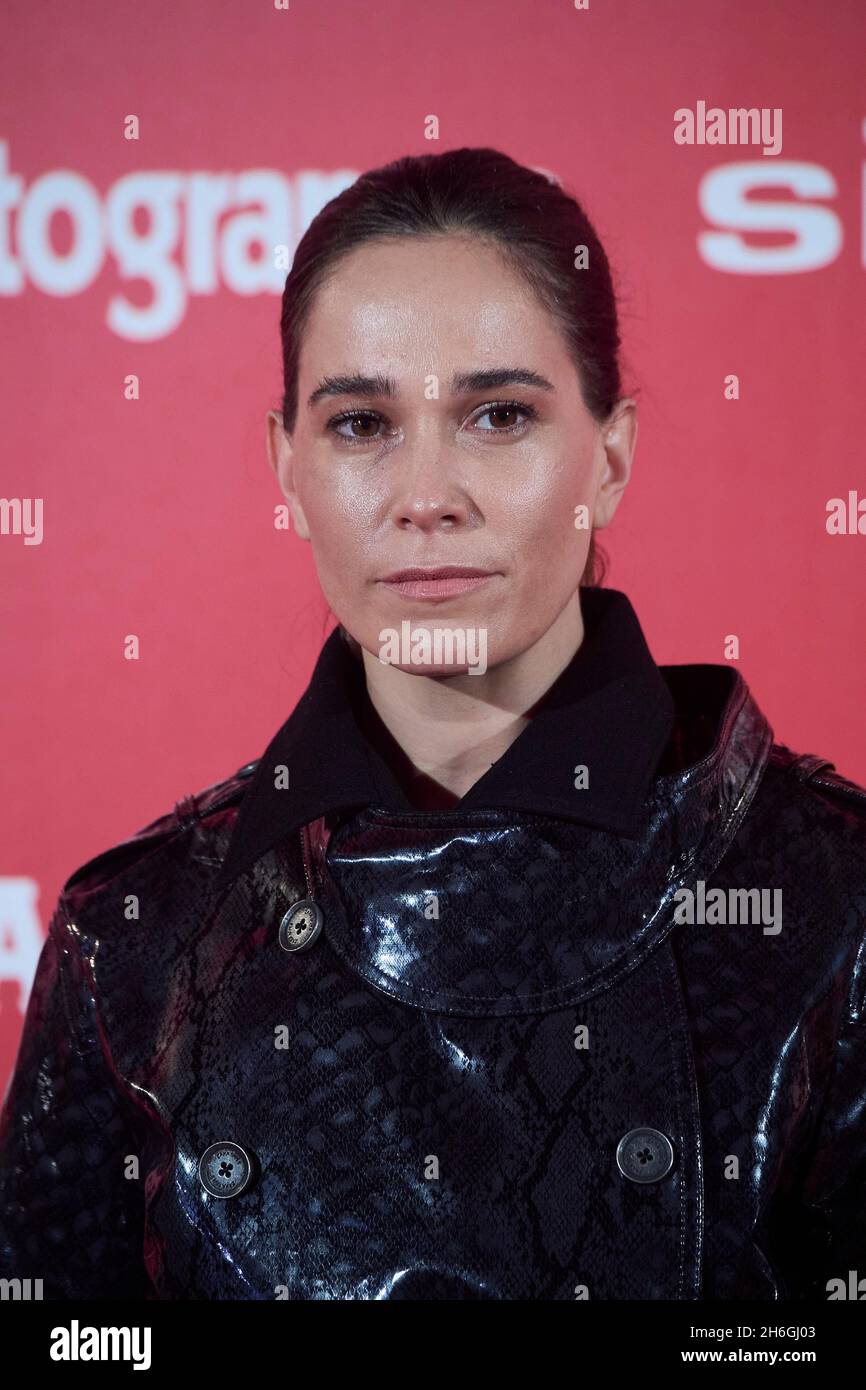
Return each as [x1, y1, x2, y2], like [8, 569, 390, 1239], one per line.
[378, 566, 499, 602]
[380, 566, 495, 582]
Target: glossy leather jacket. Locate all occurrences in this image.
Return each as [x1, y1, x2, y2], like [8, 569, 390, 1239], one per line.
[2, 659, 866, 1301]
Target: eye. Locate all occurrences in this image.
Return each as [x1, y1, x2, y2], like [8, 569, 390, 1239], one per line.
[327, 410, 386, 444]
[325, 398, 538, 448]
[470, 400, 537, 434]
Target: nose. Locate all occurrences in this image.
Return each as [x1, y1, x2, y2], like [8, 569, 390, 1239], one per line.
[387, 432, 474, 533]
[391, 494, 471, 532]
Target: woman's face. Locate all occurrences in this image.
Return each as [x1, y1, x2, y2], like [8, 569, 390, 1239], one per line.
[267, 233, 635, 673]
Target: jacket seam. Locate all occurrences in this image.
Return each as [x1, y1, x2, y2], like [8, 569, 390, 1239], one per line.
[663, 937, 705, 1298]
[52, 896, 138, 1141]
[654, 949, 687, 1298]
[797, 916, 866, 1215]
[808, 774, 866, 813]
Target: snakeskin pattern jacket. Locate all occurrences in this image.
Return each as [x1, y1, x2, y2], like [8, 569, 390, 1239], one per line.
[1, 588, 865, 1300]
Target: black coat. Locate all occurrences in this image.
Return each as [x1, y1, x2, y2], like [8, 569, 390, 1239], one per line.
[2, 607, 865, 1300]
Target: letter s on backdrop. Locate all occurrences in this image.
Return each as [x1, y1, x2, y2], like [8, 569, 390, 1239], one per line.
[697, 162, 841, 274]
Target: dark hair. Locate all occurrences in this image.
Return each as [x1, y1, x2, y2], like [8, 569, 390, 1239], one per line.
[278, 147, 632, 587]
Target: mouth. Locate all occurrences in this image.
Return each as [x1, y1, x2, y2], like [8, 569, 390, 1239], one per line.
[377, 566, 500, 602]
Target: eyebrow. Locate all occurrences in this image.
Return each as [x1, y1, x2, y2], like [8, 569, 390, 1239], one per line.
[307, 367, 555, 410]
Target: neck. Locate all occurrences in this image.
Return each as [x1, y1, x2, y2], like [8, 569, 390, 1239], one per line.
[358, 589, 586, 809]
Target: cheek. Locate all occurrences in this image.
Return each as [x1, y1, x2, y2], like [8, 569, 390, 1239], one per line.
[301, 482, 384, 615]
[301, 456, 385, 534]
[302, 499, 353, 592]
[300, 472, 363, 564]
[495, 453, 592, 554]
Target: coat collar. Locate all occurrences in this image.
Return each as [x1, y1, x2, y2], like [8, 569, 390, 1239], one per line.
[208, 588, 775, 1014]
[209, 659, 774, 1016]
[215, 588, 679, 893]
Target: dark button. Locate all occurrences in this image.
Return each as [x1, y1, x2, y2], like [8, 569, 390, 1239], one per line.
[236, 761, 259, 778]
[198, 1141, 252, 1198]
[615, 1127, 675, 1183]
[278, 898, 324, 952]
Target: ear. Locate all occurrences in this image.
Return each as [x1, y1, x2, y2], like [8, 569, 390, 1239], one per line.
[592, 398, 637, 530]
[266, 409, 311, 541]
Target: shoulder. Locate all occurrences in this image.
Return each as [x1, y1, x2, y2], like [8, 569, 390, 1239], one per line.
[58, 758, 260, 906]
[763, 743, 866, 826]
[662, 666, 865, 826]
[742, 742, 866, 904]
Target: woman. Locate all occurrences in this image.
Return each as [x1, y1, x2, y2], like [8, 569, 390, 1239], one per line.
[1, 147, 864, 1301]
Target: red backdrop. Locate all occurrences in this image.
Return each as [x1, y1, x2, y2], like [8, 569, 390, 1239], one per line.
[2, 0, 865, 1098]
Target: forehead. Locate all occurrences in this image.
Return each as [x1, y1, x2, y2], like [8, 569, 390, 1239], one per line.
[298, 234, 570, 377]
